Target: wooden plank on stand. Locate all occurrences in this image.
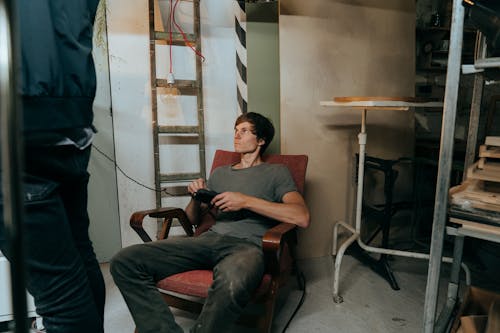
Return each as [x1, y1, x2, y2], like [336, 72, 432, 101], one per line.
[484, 136, 500, 147]
[449, 217, 500, 235]
[479, 145, 500, 159]
[478, 157, 486, 169]
[450, 179, 500, 212]
[467, 161, 500, 182]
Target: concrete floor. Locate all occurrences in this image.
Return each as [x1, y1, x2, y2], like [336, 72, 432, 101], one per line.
[102, 254, 452, 333]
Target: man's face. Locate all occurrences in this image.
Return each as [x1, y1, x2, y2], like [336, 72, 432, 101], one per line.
[233, 121, 264, 154]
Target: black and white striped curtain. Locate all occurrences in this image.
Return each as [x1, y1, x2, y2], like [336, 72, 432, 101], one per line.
[234, 1, 247, 114]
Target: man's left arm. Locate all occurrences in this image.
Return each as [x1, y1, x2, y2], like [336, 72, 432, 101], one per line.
[211, 191, 310, 228]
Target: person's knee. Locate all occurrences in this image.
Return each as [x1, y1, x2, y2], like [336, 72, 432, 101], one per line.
[230, 247, 264, 280]
[211, 269, 254, 311]
[214, 250, 264, 300]
[110, 245, 143, 282]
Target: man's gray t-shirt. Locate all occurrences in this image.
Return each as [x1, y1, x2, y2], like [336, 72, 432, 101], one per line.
[207, 163, 297, 246]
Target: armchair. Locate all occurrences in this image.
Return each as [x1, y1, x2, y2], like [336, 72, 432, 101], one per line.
[129, 149, 308, 333]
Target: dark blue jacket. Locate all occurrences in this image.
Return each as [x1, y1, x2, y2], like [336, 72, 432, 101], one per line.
[18, 0, 99, 133]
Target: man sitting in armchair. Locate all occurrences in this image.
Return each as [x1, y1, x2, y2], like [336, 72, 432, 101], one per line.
[110, 112, 310, 333]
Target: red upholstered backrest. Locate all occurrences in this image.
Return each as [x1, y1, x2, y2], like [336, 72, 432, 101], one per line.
[194, 150, 307, 235]
[210, 150, 308, 195]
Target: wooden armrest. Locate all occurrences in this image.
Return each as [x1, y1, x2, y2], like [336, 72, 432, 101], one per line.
[262, 223, 297, 275]
[262, 223, 296, 252]
[130, 207, 194, 242]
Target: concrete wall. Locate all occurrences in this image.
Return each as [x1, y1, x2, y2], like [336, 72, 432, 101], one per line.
[88, 2, 121, 262]
[246, 2, 281, 154]
[279, 0, 416, 258]
[103, 0, 416, 259]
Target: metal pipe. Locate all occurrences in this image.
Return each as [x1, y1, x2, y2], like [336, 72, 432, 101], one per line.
[0, 0, 28, 332]
[423, 0, 465, 332]
[354, 233, 470, 283]
[331, 221, 358, 303]
[355, 109, 367, 232]
[331, 219, 471, 303]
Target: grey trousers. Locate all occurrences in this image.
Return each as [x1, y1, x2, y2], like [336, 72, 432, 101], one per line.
[110, 231, 264, 333]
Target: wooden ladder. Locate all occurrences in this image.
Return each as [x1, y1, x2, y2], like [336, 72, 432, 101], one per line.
[148, 0, 206, 210]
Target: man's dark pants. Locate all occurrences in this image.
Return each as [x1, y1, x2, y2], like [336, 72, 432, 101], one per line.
[0, 145, 105, 332]
[110, 231, 265, 333]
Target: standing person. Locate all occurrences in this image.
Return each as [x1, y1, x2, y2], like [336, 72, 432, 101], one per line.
[0, 1, 105, 332]
[111, 112, 310, 333]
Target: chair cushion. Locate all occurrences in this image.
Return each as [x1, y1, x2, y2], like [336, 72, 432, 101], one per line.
[157, 270, 272, 299]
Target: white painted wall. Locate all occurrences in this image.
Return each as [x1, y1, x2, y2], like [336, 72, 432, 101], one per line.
[88, 2, 121, 262]
[106, 0, 237, 248]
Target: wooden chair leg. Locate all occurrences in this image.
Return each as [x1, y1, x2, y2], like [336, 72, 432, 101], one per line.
[258, 296, 276, 333]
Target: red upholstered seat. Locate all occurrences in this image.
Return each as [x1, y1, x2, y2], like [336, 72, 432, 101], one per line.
[129, 150, 308, 333]
[157, 271, 272, 299]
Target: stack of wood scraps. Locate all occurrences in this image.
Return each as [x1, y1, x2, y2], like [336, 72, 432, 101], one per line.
[450, 179, 500, 213]
[450, 136, 500, 214]
[468, 137, 500, 182]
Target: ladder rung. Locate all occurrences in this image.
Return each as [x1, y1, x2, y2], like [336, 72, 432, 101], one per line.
[161, 192, 191, 199]
[156, 79, 198, 96]
[154, 31, 196, 46]
[160, 185, 190, 197]
[160, 172, 202, 182]
[158, 126, 200, 134]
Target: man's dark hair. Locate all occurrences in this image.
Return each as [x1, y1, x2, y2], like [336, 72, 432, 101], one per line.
[235, 112, 275, 155]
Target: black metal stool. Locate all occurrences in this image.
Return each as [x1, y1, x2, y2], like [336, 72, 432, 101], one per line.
[348, 154, 413, 290]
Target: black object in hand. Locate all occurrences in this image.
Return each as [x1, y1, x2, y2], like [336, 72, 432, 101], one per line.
[192, 189, 218, 204]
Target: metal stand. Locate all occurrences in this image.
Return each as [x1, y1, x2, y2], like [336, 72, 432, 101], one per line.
[348, 155, 414, 291]
[322, 100, 469, 303]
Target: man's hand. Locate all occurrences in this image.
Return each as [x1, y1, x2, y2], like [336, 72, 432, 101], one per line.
[185, 178, 209, 224]
[187, 178, 207, 196]
[212, 192, 248, 212]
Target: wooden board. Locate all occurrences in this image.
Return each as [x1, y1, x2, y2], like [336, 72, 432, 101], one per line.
[480, 161, 500, 173]
[320, 100, 442, 109]
[485, 136, 500, 147]
[486, 300, 500, 333]
[479, 145, 500, 159]
[450, 179, 500, 212]
[467, 161, 500, 182]
[459, 315, 488, 333]
[478, 157, 486, 169]
[475, 157, 500, 169]
[461, 201, 500, 213]
[333, 96, 439, 103]
[449, 217, 500, 236]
